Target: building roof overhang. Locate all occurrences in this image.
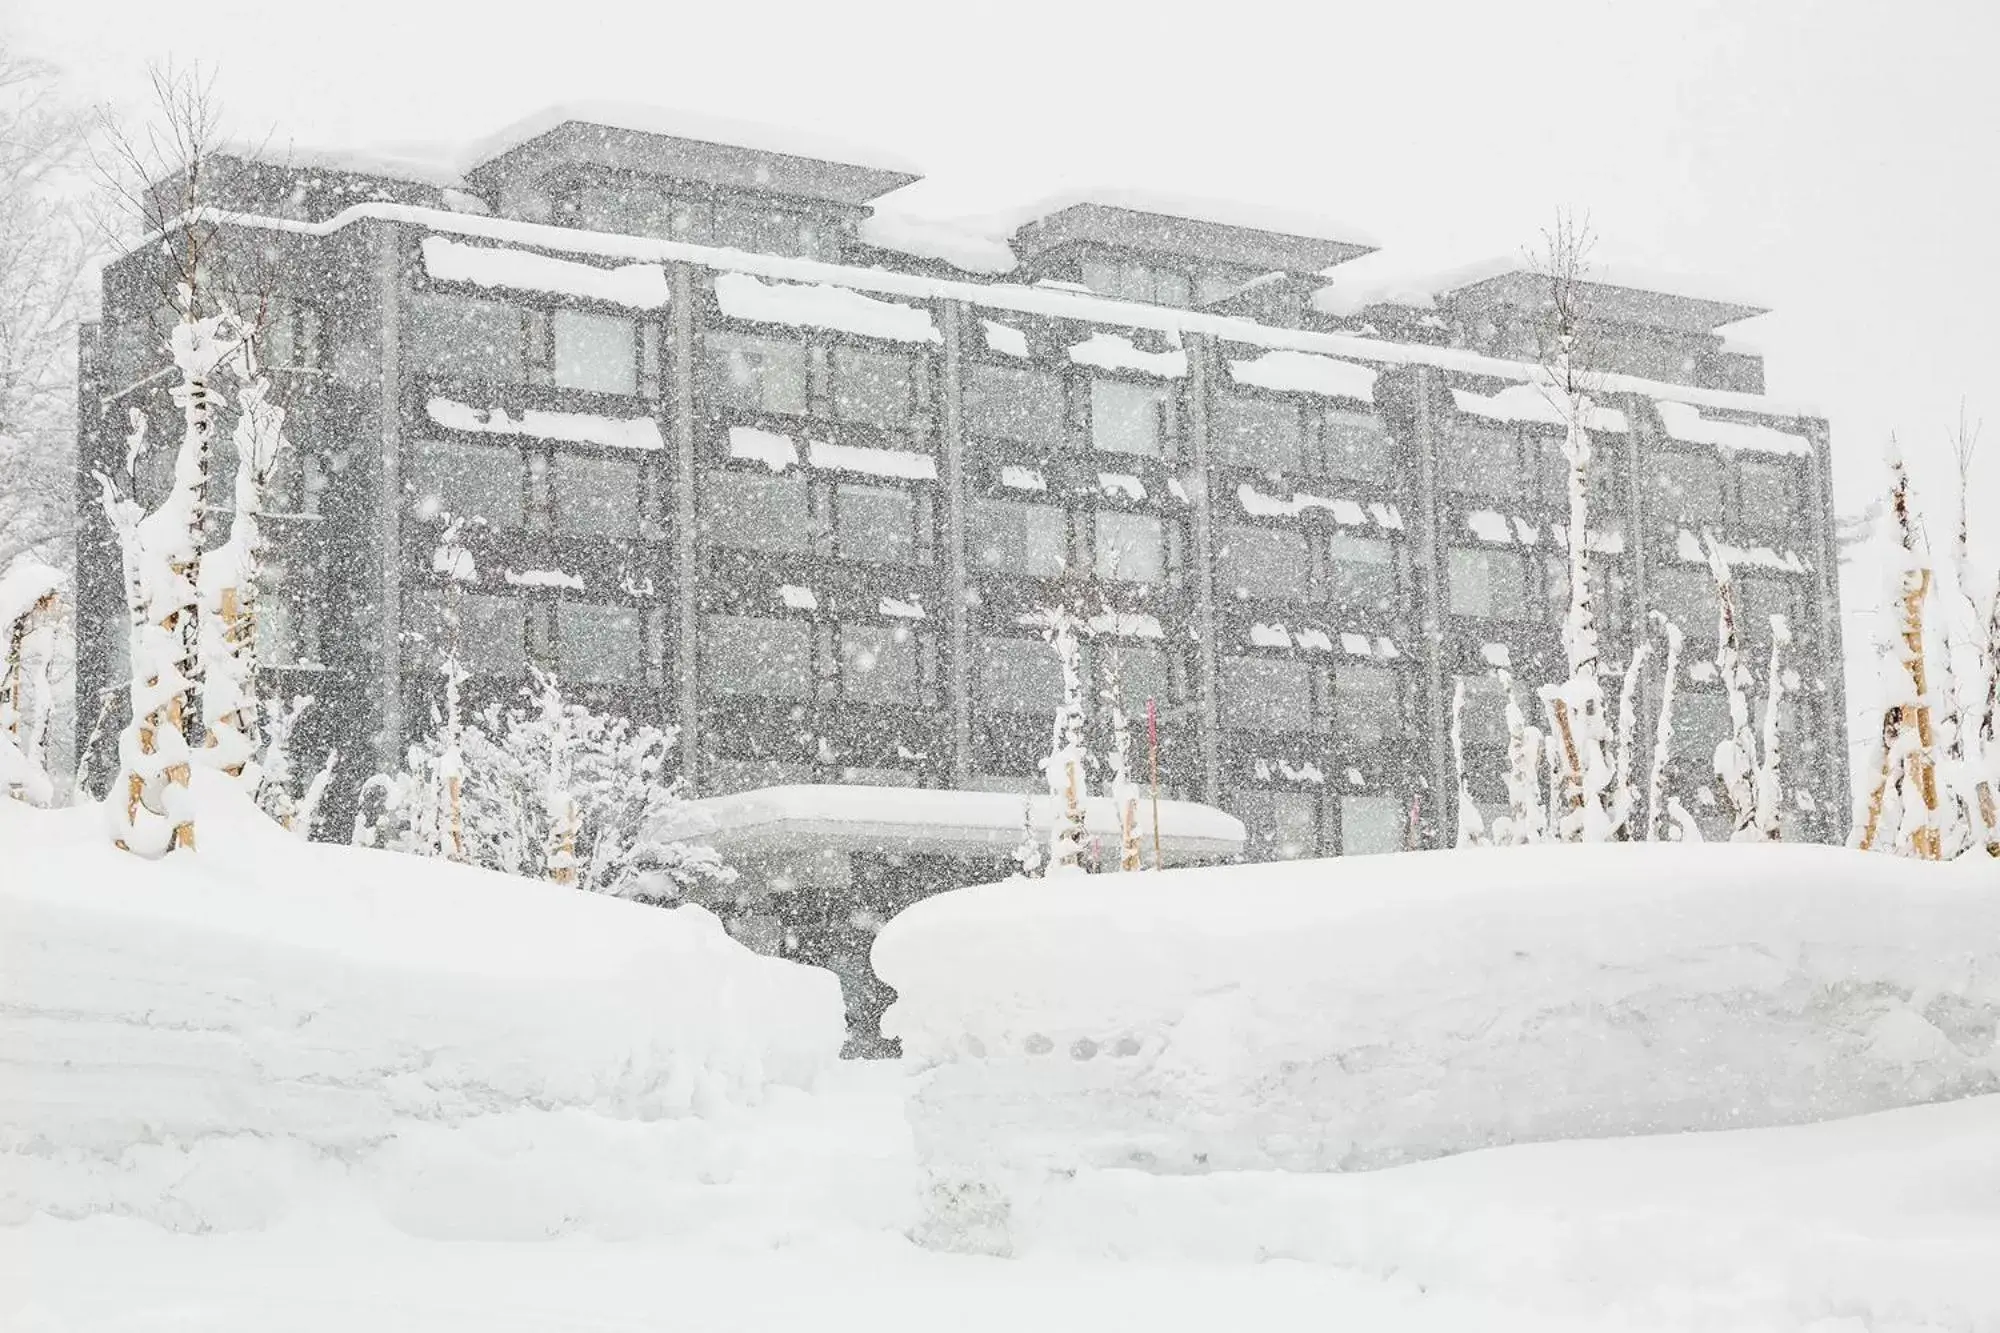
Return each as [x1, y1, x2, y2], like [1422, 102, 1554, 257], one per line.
[1006, 193, 1378, 277]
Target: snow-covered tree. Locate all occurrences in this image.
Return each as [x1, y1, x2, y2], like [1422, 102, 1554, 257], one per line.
[1033, 605, 1090, 874]
[1098, 642, 1143, 870]
[1450, 677, 1487, 848]
[1531, 211, 1619, 842]
[253, 695, 334, 838]
[1704, 535, 1786, 841]
[1644, 612, 1685, 842]
[1011, 801, 1045, 879]
[1495, 670, 1547, 845]
[1, 552, 62, 804]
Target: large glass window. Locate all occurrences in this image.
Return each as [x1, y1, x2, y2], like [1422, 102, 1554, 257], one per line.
[558, 603, 642, 684]
[835, 483, 919, 565]
[574, 183, 676, 238]
[456, 592, 527, 676]
[1675, 688, 1732, 762]
[707, 331, 808, 415]
[1325, 532, 1397, 613]
[407, 294, 523, 382]
[1218, 524, 1308, 600]
[1213, 395, 1303, 472]
[1081, 255, 1192, 306]
[982, 636, 1062, 712]
[1332, 664, 1402, 744]
[1739, 572, 1801, 647]
[1106, 642, 1174, 710]
[1447, 546, 1530, 620]
[840, 623, 922, 703]
[1650, 448, 1723, 520]
[1446, 424, 1520, 498]
[1340, 794, 1405, 854]
[964, 362, 1066, 445]
[554, 452, 641, 538]
[1094, 511, 1166, 583]
[1739, 458, 1799, 536]
[832, 346, 918, 430]
[1091, 379, 1168, 458]
[1219, 655, 1313, 732]
[1650, 564, 1716, 635]
[705, 615, 814, 697]
[970, 498, 1067, 576]
[552, 310, 638, 395]
[1456, 673, 1511, 748]
[712, 201, 825, 260]
[702, 470, 809, 554]
[1237, 789, 1319, 860]
[408, 438, 524, 528]
[1320, 408, 1395, 480]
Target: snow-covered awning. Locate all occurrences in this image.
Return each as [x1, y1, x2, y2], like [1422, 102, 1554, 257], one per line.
[672, 784, 1245, 865]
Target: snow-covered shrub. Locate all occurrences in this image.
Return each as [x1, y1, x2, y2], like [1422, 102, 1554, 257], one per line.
[1, 551, 62, 805]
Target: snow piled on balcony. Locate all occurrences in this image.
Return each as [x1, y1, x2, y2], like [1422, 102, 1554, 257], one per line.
[1227, 349, 1377, 403]
[860, 212, 1019, 276]
[422, 236, 670, 309]
[1453, 384, 1629, 434]
[1068, 332, 1187, 378]
[426, 397, 664, 451]
[715, 273, 941, 344]
[1655, 400, 1812, 456]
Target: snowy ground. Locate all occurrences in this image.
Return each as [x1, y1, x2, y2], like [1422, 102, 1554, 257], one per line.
[4, 790, 1997, 1330]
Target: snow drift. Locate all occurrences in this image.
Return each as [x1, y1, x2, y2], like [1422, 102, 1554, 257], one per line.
[875, 842, 2000, 1251]
[0, 778, 845, 1232]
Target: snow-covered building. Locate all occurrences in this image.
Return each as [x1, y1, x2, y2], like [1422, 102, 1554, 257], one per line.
[74, 105, 1845, 1020]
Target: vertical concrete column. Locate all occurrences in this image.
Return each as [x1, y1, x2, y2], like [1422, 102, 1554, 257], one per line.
[1182, 331, 1223, 805]
[375, 222, 405, 770]
[1411, 366, 1453, 846]
[939, 300, 972, 787]
[670, 264, 701, 791]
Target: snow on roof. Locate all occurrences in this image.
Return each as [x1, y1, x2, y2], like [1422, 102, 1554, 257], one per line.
[674, 783, 1244, 860]
[974, 186, 1381, 251]
[425, 397, 665, 451]
[1227, 349, 1377, 404]
[715, 273, 941, 344]
[216, 139, 465, 188]
[1453, 385, 1629, 435]
[1655, 401, 1811, 457]
[1068, 332, 1187, 378]
[199, 206, 1818, 419]
[859, 212, 1018, 276]
[422, 236, 669, 309]
[461, 101, 925, 179]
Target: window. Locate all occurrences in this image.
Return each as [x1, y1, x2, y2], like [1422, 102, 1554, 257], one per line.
[573, 183, 676, 238]
[1739, 572, 1802, 646]
[1091, 379, 1169, 458]
[407, 294, 523, 381]
[1339, 794, 1405, 854]
[831, 346, 918, 431]
[551, 310, 638, 395]
[1238, 789, 1318, 860]
[712, 201, 825, 259]
[1220, 655, 1313, 732]
[1650, 448, 1723, 519]
[1446, 425, 1520, 498]
[558, 603, 642, 684]
[1739, 459, 1799, 536]
[1675, 689, 1732, 762]
[256, 560, 320, 666]
[964, 362, 1066, 445]
[1456, 673, 1512, 748]
[1320, 408, 1395, 480]
[1325, 532, 1397, 613]
[1080, 255, 1193, 307]
[1213, 395, 1303, 472]
[835, 484, 919, 565]
[707, 331, 808, 415]
[1094, 512, 1166, 583]
[455, 593, 528, 676]
[260, 298, 323, 370]
[1332, 664, 1402, 744]
[1651, 564, 1716, 635]
[1218, 524, 1308, 600]
[982, 636, 1062, 712]
[1107, 642, 1174, 710]
[840, 623, 922, 703]
[969, 498, 1067, 576]
[1448, 546, 1530, 620]
[408, 438, 524, 529]
[554, 453, 641, 538]
[705, 615, 814, 697]
[702, 470, 809, 554]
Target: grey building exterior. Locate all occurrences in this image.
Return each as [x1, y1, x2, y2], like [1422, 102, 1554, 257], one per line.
[75, 107, 1847, 960]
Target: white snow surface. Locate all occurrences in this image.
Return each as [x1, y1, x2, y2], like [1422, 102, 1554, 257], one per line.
[877, 841, 2000, 1234]
[0, 779, 843, 1236]
[808, 438, 938, 480]
[1453, 384, 1630, 434]
[1067, 332, 1187, 378]
[1656, 399, 1812, 456]
[861, 213, 1020, 276]
[425, 397, 664, 451]
[714, 272, 941, 344]
[981, 319, 1031, 357]
[1227, 348, 1378, 403]
[421, 235, 670, 308]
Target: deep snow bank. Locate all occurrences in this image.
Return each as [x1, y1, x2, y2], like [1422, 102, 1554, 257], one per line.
[875, 842, 2000, 1249]
[0, 780, 845, 1231]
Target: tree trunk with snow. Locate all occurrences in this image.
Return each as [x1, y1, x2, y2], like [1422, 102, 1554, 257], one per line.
[1644, 613, 1684, 841]
[1611, 643, 1651, 838]
[1036, 607, 1090, 874]
[1099, 644, 1143, 871]
[1496, 670, 1547, 845]
[1704, 536, 1762, 839]
[1450, 677, 1487, 847]
[1750, 618, 1790, 840]
[1856, 438, 1942, 857]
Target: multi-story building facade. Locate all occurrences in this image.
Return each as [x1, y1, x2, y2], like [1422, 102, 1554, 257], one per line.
[76, 107, 1845, 1035]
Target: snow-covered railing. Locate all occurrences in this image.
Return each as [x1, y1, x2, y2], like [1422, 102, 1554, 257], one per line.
[1237, 482, 1402, 530]
[426, 397, 664, 451]
[422, 236, 670, 309]
[723, 425, 937, 480]
[715, 273, 942, 345]
[1068, 332, 1187, 378]
[1227, 349, 1377, 404]
[875, 842, 2000, 1255]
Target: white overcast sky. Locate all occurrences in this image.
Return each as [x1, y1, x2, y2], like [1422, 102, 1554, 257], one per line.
[10, 0, 1997, 709]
